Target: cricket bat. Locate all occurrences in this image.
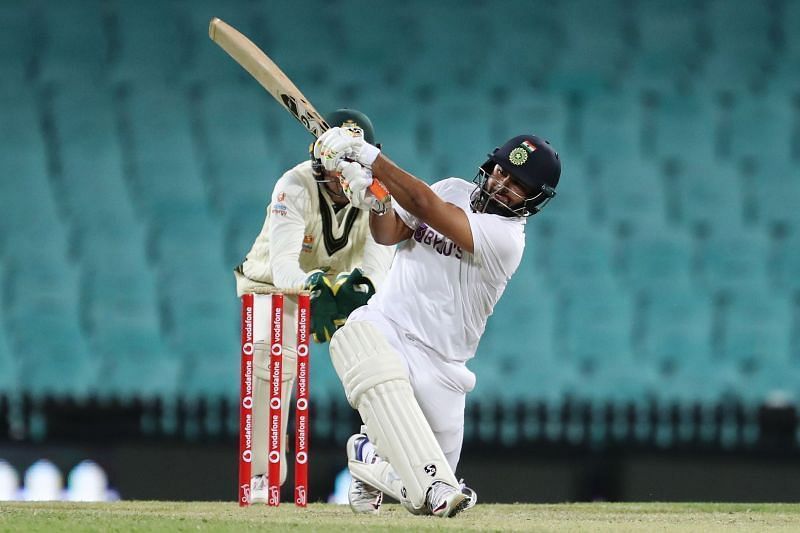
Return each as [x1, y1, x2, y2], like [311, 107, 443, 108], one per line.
[208, 17, 388, 201]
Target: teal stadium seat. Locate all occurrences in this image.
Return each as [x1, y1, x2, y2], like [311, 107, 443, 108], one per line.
[5, 253, 98, 400]
[307, 342, 344, 402]
[222, 200, 269, 268]
[181, 0, 257, 84]
[619, 231, 694, 296]
[4, 251, 80, 325]
[719, 290, 793, 383]
[50, 81, 143, 249]
[478, 285, 572, 443]
[726, 90, 795, 168]
[13, 317, 98, 400]
[652, 89, 720, 164]
[122, 81, 207, 220]
[770, 233, 800, 294]
[338, 1, 424, 88]
[80, 236, 159, 335]
[717, 289, 796, 445]
[181, 353, 238, 402]
[649, 355, 737, 446]
[558, 284, 635, 376]
[412, 2, 492, 90]
[771, 1, 800, 87]
[749, 162, 800, 233]
[548, 0, 632, 92]
[0, 342, 17, 397]
[245, 0, 341, 91]
[196, 82, 283, 215]
[627, 0, 704, 92]
[595, 156, 668, 232]
[696, 228, 771, 296]
[671, 160, 743, 235]
[482, 0, 563, 89]
[157, 245, 238, 367]
[479, 277, 559, 403]
[639, 287, 714, 381]
[0, 263, 19, 396]
[38, 1, 106, 82]
[701, 0, 776, 91]
[0, 4, 33, 83]
[0, 87, 70, 258]
[91, 315, 180, 402]
[110, 0, 184, 83]
[151, 203, 225, 273]
[424, 97, 496, 181]
[542, 224, 617, 292]
[580, 90, 644, 163]
[558, 283, 648, 443]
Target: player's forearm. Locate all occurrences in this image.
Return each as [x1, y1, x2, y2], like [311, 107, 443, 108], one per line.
[372, 154, 437, 220]
[369, 207, 409, 245]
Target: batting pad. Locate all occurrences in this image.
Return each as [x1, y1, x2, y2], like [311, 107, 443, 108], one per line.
[330, 321, 459, 509]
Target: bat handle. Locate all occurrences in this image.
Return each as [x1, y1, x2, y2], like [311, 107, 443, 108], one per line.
[369, 180, 389, 202]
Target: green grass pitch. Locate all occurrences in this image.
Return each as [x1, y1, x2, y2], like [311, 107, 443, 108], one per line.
[2, 501, 800, 531]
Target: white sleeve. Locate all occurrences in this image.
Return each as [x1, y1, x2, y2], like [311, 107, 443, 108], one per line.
[357, 232, 395, 290]
[390, 201, 419, 231]
[268, 178, 311, 289]
[465, 214, 524, 282]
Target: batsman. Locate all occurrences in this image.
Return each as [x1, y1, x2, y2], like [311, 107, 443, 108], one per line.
[234, 109, 394, 503]
[314, 126, 561, 517]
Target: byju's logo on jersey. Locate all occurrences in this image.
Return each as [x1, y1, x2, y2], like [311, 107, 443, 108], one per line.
[413, 223, 463, 259]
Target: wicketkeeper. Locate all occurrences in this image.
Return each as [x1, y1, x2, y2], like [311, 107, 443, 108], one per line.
[234, 109, 394, 503]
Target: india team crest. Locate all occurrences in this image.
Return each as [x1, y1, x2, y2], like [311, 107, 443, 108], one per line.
[509, 140, 537, 166]
[509, 147, 528, 166]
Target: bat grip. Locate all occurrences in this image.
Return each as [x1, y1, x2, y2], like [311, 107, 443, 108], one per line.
[369, 180, 389, 202]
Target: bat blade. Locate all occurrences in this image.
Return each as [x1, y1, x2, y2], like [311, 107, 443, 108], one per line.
[208, 17, 388, 201]
[209, 17, 329, 136]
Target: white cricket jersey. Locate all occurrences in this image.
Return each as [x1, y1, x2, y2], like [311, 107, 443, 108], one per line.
[235, 160, 394, 296]
[368, 178, 526, 363]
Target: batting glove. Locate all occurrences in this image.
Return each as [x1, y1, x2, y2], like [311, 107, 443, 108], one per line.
[314, 127, 381, 172]
[338, 161, 379, 212]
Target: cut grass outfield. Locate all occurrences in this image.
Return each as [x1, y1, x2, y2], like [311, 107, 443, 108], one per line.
[1, 502, 800, 532]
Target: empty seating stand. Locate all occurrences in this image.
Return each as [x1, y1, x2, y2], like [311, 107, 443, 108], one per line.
[0, 0, 798, 448]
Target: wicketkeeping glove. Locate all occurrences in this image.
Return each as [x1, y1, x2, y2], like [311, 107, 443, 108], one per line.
[304, 270, 344, 343]
[333, 268, 376, 319]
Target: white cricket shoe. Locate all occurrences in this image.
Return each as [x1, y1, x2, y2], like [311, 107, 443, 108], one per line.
[250, 474, 268, 504]
[346, 433, 383, 514]
[459, 479, 478, 511]
[427, 481, 469, 518]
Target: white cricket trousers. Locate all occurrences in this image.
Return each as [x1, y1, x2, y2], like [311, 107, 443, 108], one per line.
[347, 305, 476, 472]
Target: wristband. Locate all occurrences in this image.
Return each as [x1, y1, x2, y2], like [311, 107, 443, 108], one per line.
[359, 143, 381, 167]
